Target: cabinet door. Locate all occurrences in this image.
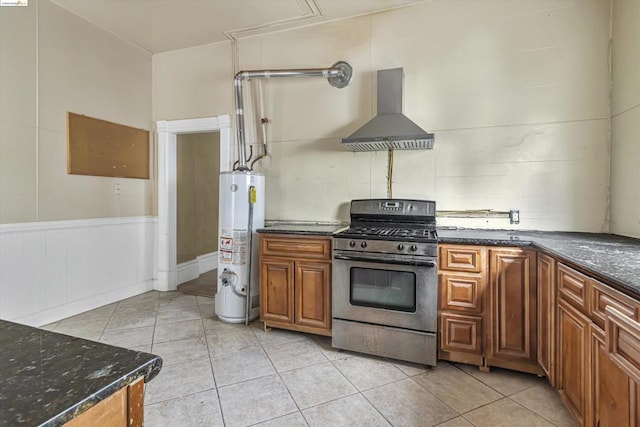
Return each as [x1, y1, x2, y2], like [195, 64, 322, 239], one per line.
[488, 249, 537, 363]
[591, 326, 632, 427]
[295, 261, 331, 330]
[537, 253, 556, 386]
[557, 299, 590, 425]
[261, 258, 295, 324]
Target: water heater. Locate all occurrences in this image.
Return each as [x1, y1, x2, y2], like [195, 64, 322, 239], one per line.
[215, 171, 265, 323]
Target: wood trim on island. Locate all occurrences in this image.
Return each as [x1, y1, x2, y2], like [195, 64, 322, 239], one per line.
[64, 377, 145, 427]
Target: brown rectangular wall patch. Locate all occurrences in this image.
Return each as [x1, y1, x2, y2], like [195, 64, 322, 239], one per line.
[67, 112, 150, 179]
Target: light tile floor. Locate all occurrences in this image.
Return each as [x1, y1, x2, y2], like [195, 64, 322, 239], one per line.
[44, 291, 577, 427]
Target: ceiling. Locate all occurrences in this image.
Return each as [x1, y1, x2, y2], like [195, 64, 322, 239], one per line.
[51, 0, 427, 54]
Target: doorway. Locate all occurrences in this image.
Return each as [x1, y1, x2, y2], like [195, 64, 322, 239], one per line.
[175, 132, 220, 297]
[155, 115, 232, 292]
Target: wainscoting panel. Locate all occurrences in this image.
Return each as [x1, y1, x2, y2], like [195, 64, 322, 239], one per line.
[0, 217, 157, 326]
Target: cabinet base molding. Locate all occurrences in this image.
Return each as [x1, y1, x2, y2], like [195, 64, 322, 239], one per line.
[438, 350, 483, 367]
[262, 320, 332, 337]
[485, 357, 545, 376]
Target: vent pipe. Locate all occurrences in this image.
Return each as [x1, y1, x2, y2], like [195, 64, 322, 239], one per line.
[233, 61, 353, 171]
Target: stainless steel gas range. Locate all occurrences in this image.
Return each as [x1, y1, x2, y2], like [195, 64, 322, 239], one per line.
[332, 199, 438, 366]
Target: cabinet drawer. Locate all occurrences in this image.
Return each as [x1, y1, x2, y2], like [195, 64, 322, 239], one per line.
[439, 245, 485, 273]
[439, 272, 484, 314]
[558, 263, 589, 313]
[605, 306, 640, 384]
[440, 313, 482, 354]
[589, 280, 639, 329]
[260, 235, 331, 260]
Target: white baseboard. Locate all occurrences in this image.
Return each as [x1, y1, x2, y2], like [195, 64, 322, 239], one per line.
[177, 259, 199, 284]
[198, 251, 218, 274]
[177, 251, 218, 285]
[17, 280, 155, 327]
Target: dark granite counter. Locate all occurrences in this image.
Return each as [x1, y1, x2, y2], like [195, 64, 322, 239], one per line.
[256, 222, 640, 299]
[0, 320, 162, 426]
[257, 222, 346, 236]
[438, 229, 640, 298]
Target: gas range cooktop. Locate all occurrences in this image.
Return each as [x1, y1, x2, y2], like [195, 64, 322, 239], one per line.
[333, 198, 438, 244]
[336, 225, 437, 243]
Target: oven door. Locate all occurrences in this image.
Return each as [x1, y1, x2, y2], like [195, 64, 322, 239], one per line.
[332, 250, 437, 332]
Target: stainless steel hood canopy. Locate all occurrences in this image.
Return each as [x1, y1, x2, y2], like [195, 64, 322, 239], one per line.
[342, 68, 434, 152]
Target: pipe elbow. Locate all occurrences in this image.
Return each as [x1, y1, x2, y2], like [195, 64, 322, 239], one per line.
[234, 71, 249, 83]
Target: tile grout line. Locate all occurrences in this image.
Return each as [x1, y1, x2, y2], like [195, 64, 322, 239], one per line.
[146, 292, 160, 404]
[455, 396, 544, 422]
[196, 293, 226, 426]
[451, 362, 542, 399]
[257, 328, 308, 420]
[327, 352, 399, 425]
[95, 302, 119, 342]
[499, 395, 562, 426]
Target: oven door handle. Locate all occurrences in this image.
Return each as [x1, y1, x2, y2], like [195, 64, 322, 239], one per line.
[333, 254, 436, 268]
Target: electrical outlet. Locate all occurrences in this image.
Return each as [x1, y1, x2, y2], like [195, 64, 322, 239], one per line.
[510, 209, 520, 224]
[114, 183, 122, 195]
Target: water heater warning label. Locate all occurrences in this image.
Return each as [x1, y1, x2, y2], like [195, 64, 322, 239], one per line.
[220, 237, 233, 251]
[219, 229, 248, 265]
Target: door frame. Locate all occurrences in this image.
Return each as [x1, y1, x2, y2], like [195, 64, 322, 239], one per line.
[155, 115, 232, 291]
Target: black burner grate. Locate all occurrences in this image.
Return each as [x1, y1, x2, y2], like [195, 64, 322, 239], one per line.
[337, 226, 438, 242]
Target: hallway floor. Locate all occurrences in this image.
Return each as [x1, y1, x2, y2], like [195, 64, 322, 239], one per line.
[43, 291, 576, 427]
[177, 270, 217, 298]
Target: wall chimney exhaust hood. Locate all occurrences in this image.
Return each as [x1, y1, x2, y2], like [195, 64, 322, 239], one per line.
[342, 68, 434, 152]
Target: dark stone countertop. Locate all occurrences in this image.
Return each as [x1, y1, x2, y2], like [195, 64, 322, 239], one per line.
[255, 222, 640, 299]
[0, 320, 162, 426]
[257, 222, 347, 236]
[438, 229, 640, 298]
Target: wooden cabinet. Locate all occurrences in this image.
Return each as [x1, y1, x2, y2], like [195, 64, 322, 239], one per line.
[438, 245, 487, 366]
[555, 261, 640, 427]
[261, 259, 294, 324]
[259, 234, 331, 336]
[537, 252, 556, 386]
[590, 324, 633, 427]
[295, 261, 331, 330]
[487, 248, 540, 374]
[438, 244, 540, 373]
[557, 298, 590, 425]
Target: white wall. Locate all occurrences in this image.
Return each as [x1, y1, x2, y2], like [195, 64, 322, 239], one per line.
[0, 0, 153, 224]
[153, 0, 612, 232]
[0, 1, 156, 322]
[153, 42, 232, 121]
[610, 0, 640, 239]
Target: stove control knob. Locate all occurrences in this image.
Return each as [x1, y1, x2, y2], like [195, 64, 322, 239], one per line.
[397, 244, 405, 251]
[349, 241, 356, 248]
[360, 241, 367, 248]
[410, 244, 418, 252]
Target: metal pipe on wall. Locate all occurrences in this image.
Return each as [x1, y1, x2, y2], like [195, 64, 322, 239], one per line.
[250, 79, 269, 170]
[233, 61, 353, 171]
